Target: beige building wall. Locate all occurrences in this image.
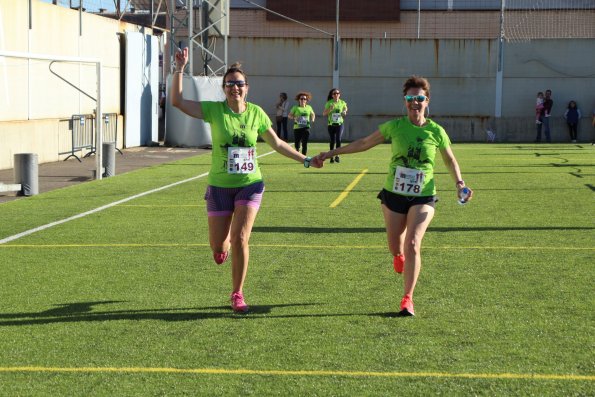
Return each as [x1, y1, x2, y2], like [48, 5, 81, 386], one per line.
[0, 0, 150, 170]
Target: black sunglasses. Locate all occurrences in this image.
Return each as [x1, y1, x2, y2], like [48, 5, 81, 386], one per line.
[224, 80, 247, 88]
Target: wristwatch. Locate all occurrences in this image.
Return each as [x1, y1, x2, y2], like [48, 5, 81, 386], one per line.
[304, 157, 312, 168]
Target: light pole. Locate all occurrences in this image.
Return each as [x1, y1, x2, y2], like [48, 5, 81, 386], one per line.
[333, 0, 340, 88]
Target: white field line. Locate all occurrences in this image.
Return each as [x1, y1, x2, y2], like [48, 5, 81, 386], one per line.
[0, 151, 276, 245]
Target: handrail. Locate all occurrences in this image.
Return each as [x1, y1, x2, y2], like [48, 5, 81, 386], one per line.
[49, 61, 97, 102]
[0, 50, 104, 180]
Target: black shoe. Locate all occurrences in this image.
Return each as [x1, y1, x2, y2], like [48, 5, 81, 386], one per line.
[330, 158, 334, 163]
[335, 156, 340, 163]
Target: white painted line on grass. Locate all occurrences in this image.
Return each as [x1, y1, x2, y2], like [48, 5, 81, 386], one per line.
[0, 151, 276, 245]
[0, 172, 208, 245]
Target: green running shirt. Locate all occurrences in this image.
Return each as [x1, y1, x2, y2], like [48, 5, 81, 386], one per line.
[324, 99, 347, 125]
[378, 116, 451, 196]
[201, 101, 271, 188]
[290, 104, 314, 129]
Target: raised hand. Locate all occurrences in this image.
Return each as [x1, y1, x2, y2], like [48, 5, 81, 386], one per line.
[174, 48, 188, 71]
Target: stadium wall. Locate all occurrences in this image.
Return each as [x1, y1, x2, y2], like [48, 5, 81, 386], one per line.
[0, 0, 145, 170]
[223, 37, 594, 144]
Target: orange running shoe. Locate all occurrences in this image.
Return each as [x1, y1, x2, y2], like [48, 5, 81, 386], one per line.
[393, 254, 405, 274]
[397, 294, 414, 317]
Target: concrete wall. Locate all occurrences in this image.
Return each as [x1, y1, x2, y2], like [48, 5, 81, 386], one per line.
[0, 0, 147, 170]
[224, 37, 595, 144]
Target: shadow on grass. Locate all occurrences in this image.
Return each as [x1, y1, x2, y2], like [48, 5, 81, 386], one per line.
[1, 301, 391, 326]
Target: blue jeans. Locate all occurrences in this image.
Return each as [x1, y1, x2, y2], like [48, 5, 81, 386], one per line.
[535, 116, 551, 142]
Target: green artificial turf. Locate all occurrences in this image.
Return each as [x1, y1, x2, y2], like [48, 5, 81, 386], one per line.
[0, 143, 593, 395]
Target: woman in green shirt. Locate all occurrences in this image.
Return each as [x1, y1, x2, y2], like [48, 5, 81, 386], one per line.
[288, 92, 315, 156]
[317, 76, 473, 317]
[171, 48, 322, 313]
[322, 88, 348, 163]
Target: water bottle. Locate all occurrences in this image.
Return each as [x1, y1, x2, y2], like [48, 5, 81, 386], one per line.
[458, 187, 471, 205]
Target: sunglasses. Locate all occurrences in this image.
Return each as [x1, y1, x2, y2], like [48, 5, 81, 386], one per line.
[299, 97, 308, 100]
[404, 95, 427, 102]
[332, 92, 340, 95]
[224, 80, 246, 88]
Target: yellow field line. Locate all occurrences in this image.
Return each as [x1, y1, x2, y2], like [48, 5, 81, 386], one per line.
[0, 243, 593, 250]
[329, 169, 368, 208]
[0, 366, 592, 381]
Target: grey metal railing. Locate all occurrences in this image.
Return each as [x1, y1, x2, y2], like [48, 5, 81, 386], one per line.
[59, 114, 95, 162]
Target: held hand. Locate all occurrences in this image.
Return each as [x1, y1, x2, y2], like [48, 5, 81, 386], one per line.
[310, 155, 323, 168]
[317, 151, 332, 162]
[174, 48, 188, 71]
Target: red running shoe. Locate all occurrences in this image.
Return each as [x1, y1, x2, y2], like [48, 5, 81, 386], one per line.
[213, 251, 228, 265]
[397, 294, 414, 317]
[231, 292, 249, 313]
[393, 254, 405, 274]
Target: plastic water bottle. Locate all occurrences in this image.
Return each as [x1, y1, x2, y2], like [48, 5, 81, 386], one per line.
[458, 187, 471, 205]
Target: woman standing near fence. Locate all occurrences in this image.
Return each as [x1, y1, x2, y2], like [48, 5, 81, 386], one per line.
[275, 92, 289, 141]
[564, 100, 581, 143]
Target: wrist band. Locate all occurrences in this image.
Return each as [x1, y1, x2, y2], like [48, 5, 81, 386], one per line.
[456, 180, 465, 186]
[303, 157, 312, 168]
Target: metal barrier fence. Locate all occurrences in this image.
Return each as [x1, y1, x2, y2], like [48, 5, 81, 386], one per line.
[102, 113, 122, 155]
[59, 114, 95, 162]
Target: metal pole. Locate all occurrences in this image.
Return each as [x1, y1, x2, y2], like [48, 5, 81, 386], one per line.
[333, 0, 339, 88]
[495, 0, 505, 118]
[202, 0, 209, 75]
[95, 60, 103, 180]
[151, 0, 154, 26]
[417, 0, 421, 39]
[79, 0, 83, 36]
[187, 0, 193, 75]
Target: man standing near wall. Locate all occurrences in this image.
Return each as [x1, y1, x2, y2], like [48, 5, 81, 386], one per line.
[543, 89, 554, 142]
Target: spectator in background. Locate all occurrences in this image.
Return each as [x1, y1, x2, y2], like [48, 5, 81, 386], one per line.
[535, 89, 553, 143]
[275, 92, 289, 141]
[535, 92, 544, 125]
[563, 100, 581, 143]
[543, 89, 554, 142]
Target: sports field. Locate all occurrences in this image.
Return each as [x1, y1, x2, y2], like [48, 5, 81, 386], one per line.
[0, 143, 593, 395]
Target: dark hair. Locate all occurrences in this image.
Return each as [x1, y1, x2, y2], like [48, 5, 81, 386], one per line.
[280, 92, 287, 100]
[327, 88, 340, 101]
[295, 92, 312, 101]
[222, 62, 248, 87]
[402, 76, 430, 97]
[567, 100, 577, 108]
